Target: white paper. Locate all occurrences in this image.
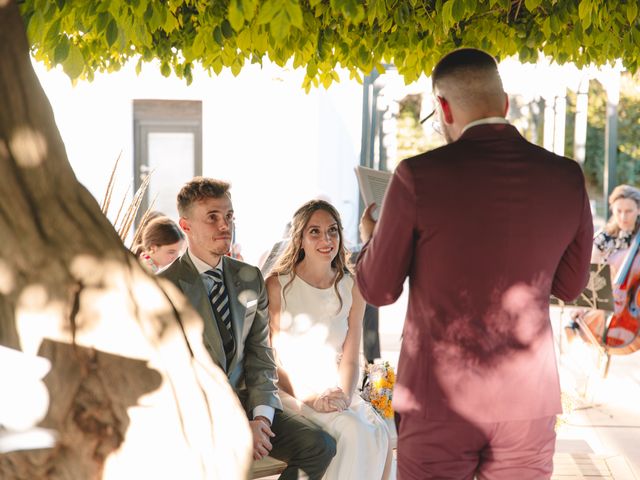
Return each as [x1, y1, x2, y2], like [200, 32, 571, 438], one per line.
[354, 165, 392, 220]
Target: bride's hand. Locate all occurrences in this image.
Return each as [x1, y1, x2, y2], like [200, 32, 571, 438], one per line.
[311, 387, 349, 412]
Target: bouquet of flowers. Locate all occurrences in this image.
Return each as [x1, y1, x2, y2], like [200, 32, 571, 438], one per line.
[360, 361, 395, 418]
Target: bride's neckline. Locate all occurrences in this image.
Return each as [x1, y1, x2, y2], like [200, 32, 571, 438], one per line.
[293, 270, 336, 291]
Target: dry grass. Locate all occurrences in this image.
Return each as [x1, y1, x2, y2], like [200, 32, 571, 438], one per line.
[101, 153, 154, 248]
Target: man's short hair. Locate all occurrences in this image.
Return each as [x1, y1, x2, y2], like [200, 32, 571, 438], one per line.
[432, 48, 500, 90]
[177, 176, 231, 217]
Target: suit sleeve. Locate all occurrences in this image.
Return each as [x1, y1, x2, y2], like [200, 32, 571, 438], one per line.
[356, 160, 417, 306]
[551, 174, 594, 301]
[243, 268, 283, 412]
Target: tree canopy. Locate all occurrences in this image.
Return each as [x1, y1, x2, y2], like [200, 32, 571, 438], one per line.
[21, 0, 640, 90]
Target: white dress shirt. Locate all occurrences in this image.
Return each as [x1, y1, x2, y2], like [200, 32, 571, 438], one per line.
[461, 116, 510, 134]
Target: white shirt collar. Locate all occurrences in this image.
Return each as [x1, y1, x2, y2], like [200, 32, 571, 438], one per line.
[461, 117, 509, 134]
[188, 249, 223, 274]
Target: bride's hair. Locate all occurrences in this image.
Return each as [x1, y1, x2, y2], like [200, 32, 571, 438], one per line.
[270, 199, 352, 309]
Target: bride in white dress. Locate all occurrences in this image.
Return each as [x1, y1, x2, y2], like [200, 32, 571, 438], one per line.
[266, 200, 393, 480]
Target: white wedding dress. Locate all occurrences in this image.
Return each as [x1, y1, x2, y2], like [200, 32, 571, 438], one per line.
[275, 273, 391, 480]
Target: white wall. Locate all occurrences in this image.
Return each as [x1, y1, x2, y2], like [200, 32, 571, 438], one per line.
[35, 60, 363, 264]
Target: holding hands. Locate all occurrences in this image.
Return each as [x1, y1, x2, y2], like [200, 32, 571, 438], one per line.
[249, 416, 275, 460]
[310, 386, 350, 413]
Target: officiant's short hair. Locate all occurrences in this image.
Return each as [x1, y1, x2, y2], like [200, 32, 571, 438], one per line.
[177, 176, 231, 216]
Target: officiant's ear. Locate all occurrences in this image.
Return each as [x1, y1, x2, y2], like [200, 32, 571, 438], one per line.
[437, 96, 453, 124]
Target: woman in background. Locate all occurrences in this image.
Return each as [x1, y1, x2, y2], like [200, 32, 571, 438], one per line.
[266, 199, 393, 480]
[592, 185, 640, 263]
[570, 184, 640, 347]
[136, 216, 185, 273]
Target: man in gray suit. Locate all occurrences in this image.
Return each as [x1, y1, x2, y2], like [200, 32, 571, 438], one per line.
[160, 177, 335, 479]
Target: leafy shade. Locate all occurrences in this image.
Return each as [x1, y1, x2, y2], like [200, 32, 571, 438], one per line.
[565, 74, 640, 198]
[21, 0, 640, 90]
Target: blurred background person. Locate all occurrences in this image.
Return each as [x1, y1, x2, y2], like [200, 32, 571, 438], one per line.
[135, 216, 185, 273]
[592, 184, 640, 263]
[570, 184, 640, 347]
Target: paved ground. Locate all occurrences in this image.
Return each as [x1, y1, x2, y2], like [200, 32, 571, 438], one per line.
[377, 291, 640, 479]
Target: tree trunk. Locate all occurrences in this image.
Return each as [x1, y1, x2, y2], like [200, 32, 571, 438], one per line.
[0, 1, 252, 478]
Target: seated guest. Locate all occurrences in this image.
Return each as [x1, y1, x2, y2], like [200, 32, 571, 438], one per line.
[592, 184, 640, 262]
[571, 184, 640, 346]
[135, 216, 185, 273]
[267, 199, 393, 480]
[159, 177, 336, 479]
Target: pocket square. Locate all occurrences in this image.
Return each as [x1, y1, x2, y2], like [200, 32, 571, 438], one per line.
[246, 299, 258, 309]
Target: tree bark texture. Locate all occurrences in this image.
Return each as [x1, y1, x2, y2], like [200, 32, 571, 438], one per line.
[0, 1, 252, 478]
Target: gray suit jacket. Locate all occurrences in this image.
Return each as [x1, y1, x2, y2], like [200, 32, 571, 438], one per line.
[160, 251, 282, 413]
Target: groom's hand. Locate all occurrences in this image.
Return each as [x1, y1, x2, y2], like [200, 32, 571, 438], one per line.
[250, 416, 275, 460]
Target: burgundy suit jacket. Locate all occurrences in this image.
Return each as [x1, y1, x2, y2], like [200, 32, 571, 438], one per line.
[356, 123, 593, 423]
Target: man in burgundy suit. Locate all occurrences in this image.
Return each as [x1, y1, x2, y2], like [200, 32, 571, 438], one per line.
[356, 48, 593, 479]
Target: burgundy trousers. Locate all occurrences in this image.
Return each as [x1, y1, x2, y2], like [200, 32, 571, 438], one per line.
[396, 413, 557, 480]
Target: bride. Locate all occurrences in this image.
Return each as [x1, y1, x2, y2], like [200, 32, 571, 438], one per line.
[266, 199, 393, 480]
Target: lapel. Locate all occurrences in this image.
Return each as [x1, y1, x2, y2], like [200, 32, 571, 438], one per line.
[176, 253, 227, 370]
[222, 256, 246, 373]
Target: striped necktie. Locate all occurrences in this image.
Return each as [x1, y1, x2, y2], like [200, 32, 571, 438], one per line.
[205, 268, 235, 365]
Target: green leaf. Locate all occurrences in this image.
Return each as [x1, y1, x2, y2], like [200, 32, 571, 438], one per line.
[550, 13, 560, 33]
[45, 18, 62, 43]
[25, 10, 42, 43]
[53, 36, 70, 63]
[236, 29, 251, 50]
[229, 0, 245, 31]
[62, 44, 84, 79]
[306, 59, 318, 77]
[256, 0, 278, 25]
[221, 19, 234, 38]
[142, 3, 153, 22]
[578, 0, 590, 20]
[241, 0, 259, 21]
[270, 10, 290, 40]
[285, 0, 304, 29]
[251, 30, 267, 53]
[441, 0, 454, 29]
[231, 59, 243, 76]
[524, 0, 541, 11]
[106, 18, 118, 47]
[163, 11, 179, 32]
[627, 2, 638, 24]
[212, 57, 224, 74]
[160, 61, 171, 77]
[213, 26, 224, 46]
[541, 16, 551, 37]
[451, 0, 465, 22]
[95, 12, 110, 32]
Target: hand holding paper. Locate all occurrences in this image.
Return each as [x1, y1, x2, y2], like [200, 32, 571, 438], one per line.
[359, 203, 377, 243]
[354, 165, 392, 221]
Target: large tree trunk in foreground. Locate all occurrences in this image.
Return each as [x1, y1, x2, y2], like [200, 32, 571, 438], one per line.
[0, 1, 252, 478]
